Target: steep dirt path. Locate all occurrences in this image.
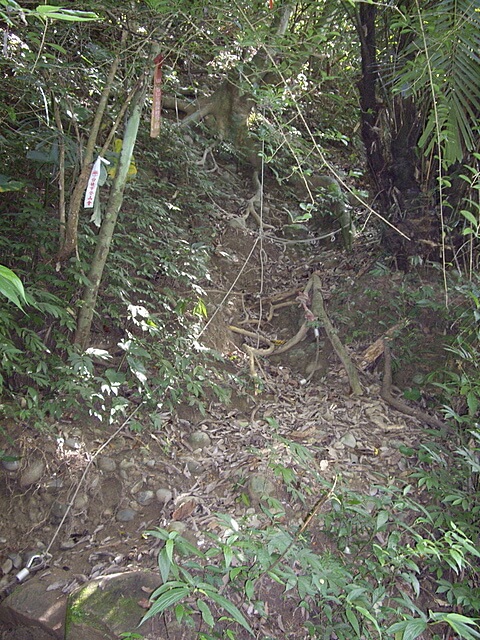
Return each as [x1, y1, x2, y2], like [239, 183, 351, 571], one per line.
[0, 161, 444, 639]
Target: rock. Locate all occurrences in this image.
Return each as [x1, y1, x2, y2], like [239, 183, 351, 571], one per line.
[167, 521, 187, 535]
[65, 570, 164, 640]
[188, 431, 211, 450]
[1, 458, 20, 472]
[64, 438, 81, 450]
[0, 568, 68, 639]
[8, 553, 22, 569]
[50, 501, 68, 523]
[1, 558, 13, 575]
[97, 457, 116, 473]
[73, 493, 88, 510]
[155, 488, 172, 504]
[136, 490, 154, 506]
[186, 460, 203, 475]
[60, 539, 76, 550]
[46, 477, 64, 492]
[19, 460, 45, 488]
[116, 508, 136, 522]
[118, 459, 135, 471]
[247, 474, 276, 502]
[340, 432, 357, 449]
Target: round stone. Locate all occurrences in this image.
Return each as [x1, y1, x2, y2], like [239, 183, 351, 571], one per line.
[98, 457, 117, 472]
[136, 490, 154, 506]
[247, 474, 276, 501]
[156, 488, 173, 504]
[116, 508, 136, 522]
[19, 460, 45, 488]
[188, 431, 211, 450]
[1, 458, 20, 472]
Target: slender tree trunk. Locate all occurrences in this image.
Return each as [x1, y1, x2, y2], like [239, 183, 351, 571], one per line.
[57, 33, 126, 263]
[73, 80, 149, 350]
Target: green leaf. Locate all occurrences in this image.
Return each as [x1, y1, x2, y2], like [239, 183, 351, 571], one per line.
[245, 579, 254, 601]
[388, 619, 428, 640]
[346, 605, 361, 636]
[166, 538, 174, 563]
[206, 591, 254, 636]
[158, 547, 172, 584]
[442, 613, 480, 639]
[376, 510, 389, 530]
[354, 606, 382, 638]
[0, 265, 27, 310]
[197, 599, 215, 628]
[0, 174, 26, 192]
[141, 585, 190, 624]
[34, 6, 99, 21]
[223, 545, 233, 568]
[460, 209, 478, 227]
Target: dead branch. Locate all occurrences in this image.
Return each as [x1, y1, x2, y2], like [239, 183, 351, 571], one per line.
[358, 321, 409, 371]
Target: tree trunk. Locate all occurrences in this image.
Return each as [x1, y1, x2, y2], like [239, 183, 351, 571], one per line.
[57, 34, 126, 263]
[356, 2, 429, 267]
[356, 2, 391, 212]
[73, 81, 149, 350]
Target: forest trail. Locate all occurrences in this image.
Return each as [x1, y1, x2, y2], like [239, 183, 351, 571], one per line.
[0, 137, 448, 640]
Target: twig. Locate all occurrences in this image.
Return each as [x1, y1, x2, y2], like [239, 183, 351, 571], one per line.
[257, 476, 338, 586]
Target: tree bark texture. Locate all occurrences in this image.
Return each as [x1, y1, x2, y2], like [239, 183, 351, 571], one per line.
[58, 34, 126, 263]
[73, 81, 149, 350]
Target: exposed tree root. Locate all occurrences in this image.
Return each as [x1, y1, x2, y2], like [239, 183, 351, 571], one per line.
[231, 273, 362, 395]
[308, 273, 363, 395]
[381, 340, 448, 431]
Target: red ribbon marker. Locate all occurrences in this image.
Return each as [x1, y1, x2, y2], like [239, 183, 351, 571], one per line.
[150, 54, 164, 138]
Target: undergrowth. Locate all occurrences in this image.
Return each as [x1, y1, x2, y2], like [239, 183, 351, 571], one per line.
[139, 420, 480, 640]
[0, 128, 231, 427]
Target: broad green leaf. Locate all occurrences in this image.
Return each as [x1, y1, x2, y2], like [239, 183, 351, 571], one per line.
[354, 606, 382, 638]
[244, 579, 254, 601]
[34, 6, 99, 21]
[0, 265, 27, 310]
[141, 585, 190, 623]
[0, 174, 26, 192]
[376, 510, 389, 530]
[206, 591, 254, 636]
[197, 599, 215, 628]
[403, 618, 428, 640]
[345, 605, 361, 636]
[223, 545, 233, 568]
[158, 548, 172, 584]
[166, 538, 174, 563]
[460, 210, 478, 227]
[442, 613, 480, 639]
[388, 619, 428, 640]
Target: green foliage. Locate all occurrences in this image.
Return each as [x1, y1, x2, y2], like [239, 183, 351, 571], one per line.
[0, 1, 99, 25]
[0, 131, 231, 425]
[427, 275, 480, 423]
[391, 0, 480, 168]
[0, 265, 27, 310]
[142, 435, 480, 639]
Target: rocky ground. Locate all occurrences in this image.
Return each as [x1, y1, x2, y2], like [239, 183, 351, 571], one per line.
[0, 158, 449, 639]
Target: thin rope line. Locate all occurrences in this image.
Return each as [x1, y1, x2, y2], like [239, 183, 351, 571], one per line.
[44, 401, 145, 557]
[198, 235, 261, 340]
